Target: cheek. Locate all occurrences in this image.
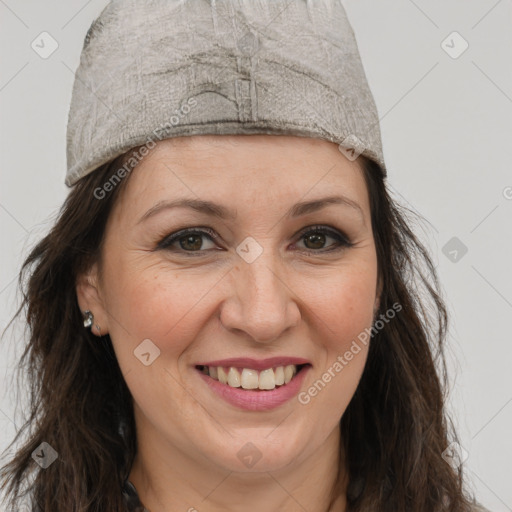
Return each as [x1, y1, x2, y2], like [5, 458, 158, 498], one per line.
[103, 245, 378, 380]
[303, 262, 377, 348]
[102, 256, 226, 362]
[296, 263, 376, 417]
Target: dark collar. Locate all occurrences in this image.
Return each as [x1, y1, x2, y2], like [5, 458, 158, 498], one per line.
[122, 479, 150, 512]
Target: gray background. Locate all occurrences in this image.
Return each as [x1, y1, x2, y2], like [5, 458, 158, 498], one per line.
[1, 1, 511, 510]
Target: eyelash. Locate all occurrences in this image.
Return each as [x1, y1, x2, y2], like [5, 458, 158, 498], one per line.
[156, 225, 354, 255]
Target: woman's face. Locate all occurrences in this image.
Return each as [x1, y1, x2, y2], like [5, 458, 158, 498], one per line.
[78, 134, 379, 474]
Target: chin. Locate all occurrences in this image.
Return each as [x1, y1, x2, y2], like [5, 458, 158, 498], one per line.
[199, 429, 311, 473]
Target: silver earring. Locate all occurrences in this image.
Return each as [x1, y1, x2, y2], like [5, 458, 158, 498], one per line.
[83, 310, 94, 328]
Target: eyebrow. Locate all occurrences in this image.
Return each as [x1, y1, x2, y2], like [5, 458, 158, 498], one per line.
[137, 195, 364, 224]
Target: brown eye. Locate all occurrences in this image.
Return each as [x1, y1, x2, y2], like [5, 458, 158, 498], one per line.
[179, 234, 205, 251]
[303, 232, 328, 250]
[157, 227, 219, 253]
[157, 225, 353, 256]
[295, 226, 353, 253]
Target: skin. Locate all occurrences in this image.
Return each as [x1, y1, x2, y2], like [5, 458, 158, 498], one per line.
[77, 134, 380, 512]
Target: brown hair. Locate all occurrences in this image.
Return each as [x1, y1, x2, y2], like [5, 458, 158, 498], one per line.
[1, 151, 477, 511]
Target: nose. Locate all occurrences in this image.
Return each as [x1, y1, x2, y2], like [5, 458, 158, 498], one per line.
[219, 256, 301, 344]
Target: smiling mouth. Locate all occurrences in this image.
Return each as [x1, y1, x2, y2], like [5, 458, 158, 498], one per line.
[195, 364, 310, 391]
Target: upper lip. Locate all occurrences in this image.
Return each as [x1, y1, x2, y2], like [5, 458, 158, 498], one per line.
[195, 357, 311, 371]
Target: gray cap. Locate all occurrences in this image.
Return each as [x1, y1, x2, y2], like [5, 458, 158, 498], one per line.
[65, 0, 386, 186]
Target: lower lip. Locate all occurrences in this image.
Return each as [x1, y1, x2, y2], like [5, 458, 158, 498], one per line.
[196, 366, 311, 411]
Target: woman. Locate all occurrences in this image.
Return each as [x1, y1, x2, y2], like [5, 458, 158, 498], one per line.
[0, 1, 489, 511]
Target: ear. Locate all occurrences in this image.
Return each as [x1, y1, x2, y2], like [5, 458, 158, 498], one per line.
[76, 263, 109, 337]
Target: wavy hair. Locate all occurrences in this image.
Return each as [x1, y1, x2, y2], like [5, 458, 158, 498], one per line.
[0, 151, 477, 511]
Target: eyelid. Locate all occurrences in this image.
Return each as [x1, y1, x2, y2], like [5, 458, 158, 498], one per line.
[155, 226, 219, 251]
[156, 224, 353, 253]
[292, 225, 354, 253]
[295, 224, 352, 243]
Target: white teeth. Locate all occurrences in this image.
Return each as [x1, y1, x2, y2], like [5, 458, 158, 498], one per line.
[202, 364, 302, 390]
[274, 366, 285, 385]
[227, 367, 241, 387]
[241, 369, 259, 389]
[284, 365, 296, 384]
[258, 368, 275, 390]
[217, 366, 228, 384]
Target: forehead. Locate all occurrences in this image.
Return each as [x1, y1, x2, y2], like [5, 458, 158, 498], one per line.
[115, 134, 370, 219]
